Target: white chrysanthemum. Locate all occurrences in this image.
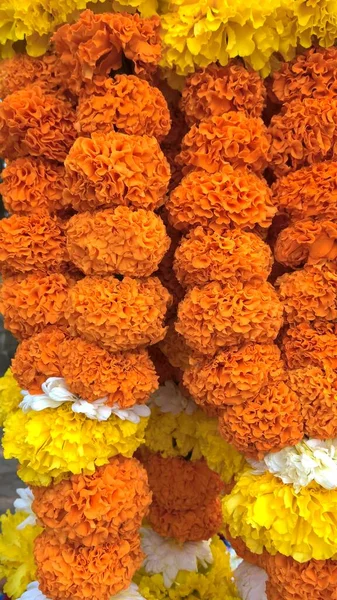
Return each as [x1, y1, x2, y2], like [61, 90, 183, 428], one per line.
[234, 562, 268, 600]
[249, 438, 337, 492]
[18, 581, 48, 600]
[114, 583, 146, 599]
[140, 527, 213, 587]
[150, 381, 196, 415]
[20, 377, 150, 423]
[14, 488, 36, 529]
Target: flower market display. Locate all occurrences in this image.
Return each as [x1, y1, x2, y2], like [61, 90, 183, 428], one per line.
[1, 3, 337, 600]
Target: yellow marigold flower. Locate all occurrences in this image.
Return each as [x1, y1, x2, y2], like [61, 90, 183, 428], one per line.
[3, 405, 148, 486]
[0, 368, 22, 427]
[0, 510, 42, 599]
[223, 469, 337, 562]
[112, 0, 159, 17]
[144, 405, 202, 460]
[135, 536, 241, 600]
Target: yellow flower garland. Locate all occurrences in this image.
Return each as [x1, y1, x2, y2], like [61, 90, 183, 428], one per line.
[0, 368, 22, 427]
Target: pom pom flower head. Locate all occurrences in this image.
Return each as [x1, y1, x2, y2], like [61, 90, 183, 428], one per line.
[0, 368, 22, 426]
[281, 320, 337, 371]
[0, 53, 64, 100]
[274, 219, 337, 268]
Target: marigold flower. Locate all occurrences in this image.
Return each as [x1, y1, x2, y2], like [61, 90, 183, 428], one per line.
[144, 405, 202, 461]
[269, 97, 337, 177]
[148, 496, 222, 543]
[65, 275, 171, 353]
[11, 327, 65, 394]
[32, 456, 151, 547]
[281, 320, 337, 371]
[66, 207, 170, 277]
[0, 212, 66, 274]
[3, 404, 148, 486]
[271, 47, 337, 105]
[218, 381, 303, 459]
[0, 157, 66, 215]
[76, 75, 171, 140]
[64, 131, 170, 212]
[167, 165, 275, 232]
[176, 281, 283, 355]
[0, 85, 76, 161]
[35, 530, 143, 600]
[275, 219, 337, 267]
[272, 161, 337, 222]
[181, 61, 266, 125]
[177, 112, 270, 175]
[184, 343, 285, 409]
[0, 272, 72, 340]
[276, 264, 337, 324]
[0, 52, 64, 99]
[52, 10, 161, 93]
[58, 336, 158, 407]
[142, 453, 222, 511]
[0, 368, 21, 427]
[174, 227, 273, 288]
[158, 323, 193, 371]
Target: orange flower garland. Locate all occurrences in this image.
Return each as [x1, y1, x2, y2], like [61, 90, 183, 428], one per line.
[184, 343, 285, 408]
[66, 207, 170, 277]
[174, 227, 273, 287]
[0, 53, 64, 99]
[0, 86, 76, 161]
[0, 212, 66, 274]
[65, 275, 171, 353]
[180, 61, 266, 125]
[34, 531, 143, 600]
[64, 131, 170, 212]
[275, 219, 337, 267]
[176, 112, 271, 174]
[0, 157, 66, 215]
[58, 336, 158, 407]
[32, 456, 151, 547]
[167, 164, 275, 232]
[76, 75, 171, 140]
[218, 381, 303, 459]
[176, 281, 283, 355]
[281, 320, 337, 371]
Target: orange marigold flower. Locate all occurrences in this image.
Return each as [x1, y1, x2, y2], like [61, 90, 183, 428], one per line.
[158, 322, 193, 371]
[0, 53, 64, 99]
[181, 61, 266, 125]
[142, 453, 222, 511]
[218, 381, 303, 459]
[276, 264, 337, 324]
[268, 97, 337, 177]
[0, 212, 66, 274]
[281, 320, 337, 371]
[32, 456, 151, 547]
[0, 157, 66, 215]
[11, 327, 65, 394]
[263, 552, 337, 600]
[35, 530, 143, 600]
[184, 343, 285, 408]
[66, 207, 170, 278]
[148, 496, 222, 543]
[176, 281, 283, 355]
[174, 227, 273, 288]
[275, 219, 337, 268]
[76, 75, 171, 140]
[0, 86, 76, 162]
[52, 10, 161, 93]
[64, 131, 170, 212]
[167, 165, 275, 233]
[0, 272, 72, 340]
[58, 336, 158, 407]
[65, 275, 171, 353]
[271, 47, 337, 105]
[176, 112, 270, 175]
[272, 161, 337, 222]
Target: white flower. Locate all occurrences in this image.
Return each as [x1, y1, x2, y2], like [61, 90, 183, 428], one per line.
[17, 582, 49, 600]
[113, 583, 146, 599]
[19, 377, 150, 423]
[234, 562, 268, 600]
[250, 438, 337, 492]
[14, 488, 36, 529]
[141, 527, 213, 587]
[150, 381, 196, 415]
[228, 546, 243, 571]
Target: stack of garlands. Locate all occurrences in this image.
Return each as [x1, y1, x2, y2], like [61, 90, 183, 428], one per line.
[0, 10, 176, 600]
[222, 46, 337, 600]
